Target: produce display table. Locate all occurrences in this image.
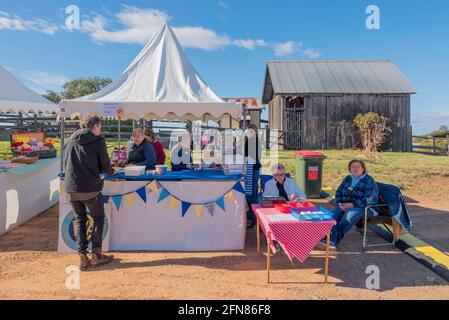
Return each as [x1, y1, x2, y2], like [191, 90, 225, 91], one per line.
[0, 157, 60, 236]
[58, 170, 246, 252]
[251, 204, 336, 283]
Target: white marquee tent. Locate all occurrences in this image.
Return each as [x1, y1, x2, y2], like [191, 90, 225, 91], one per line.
[0, 66, 58, 237]
[59, 23, 241, 122]
[0, 65, 56, 114]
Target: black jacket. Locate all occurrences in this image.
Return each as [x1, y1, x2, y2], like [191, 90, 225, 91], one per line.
[63, 129, 114, 193]
[128, 139, 157, 170]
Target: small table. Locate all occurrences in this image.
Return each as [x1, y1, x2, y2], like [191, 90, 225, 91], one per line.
[252, 204, 336, 283]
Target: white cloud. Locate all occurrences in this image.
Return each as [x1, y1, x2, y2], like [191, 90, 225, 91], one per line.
[20, 70, 70, 92]
[0, 11, 59, 35]
[173, 26, 232, 51]
[233, 39, 267, 50]
[81, 7, 168, 45]
[0, 6, 319, 57]
[302, 48, 321, 59]
[81, 6, 267, 51]
[274, 41, 301, 56]
[274, 41, 321, 58]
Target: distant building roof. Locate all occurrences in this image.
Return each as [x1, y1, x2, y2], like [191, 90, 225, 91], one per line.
[223, 97, 263, 110]
[429, 130, 449, 138]
[262, 60, 417, 103]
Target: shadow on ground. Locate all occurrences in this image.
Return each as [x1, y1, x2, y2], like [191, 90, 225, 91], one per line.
[87, 225, 446, 291]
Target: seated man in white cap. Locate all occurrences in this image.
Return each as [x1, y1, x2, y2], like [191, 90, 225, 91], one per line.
[263, 163, 307, 202]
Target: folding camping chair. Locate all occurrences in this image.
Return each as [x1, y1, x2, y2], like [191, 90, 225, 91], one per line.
[360, 183, 405, 250]
[260, 174, 272, 193]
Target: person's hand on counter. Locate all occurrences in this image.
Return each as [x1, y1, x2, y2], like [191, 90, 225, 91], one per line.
[116, 159, 128, 167]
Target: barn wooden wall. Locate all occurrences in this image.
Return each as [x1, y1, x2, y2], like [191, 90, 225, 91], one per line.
[268, 94, 284, 148]
[302, 94, 412, 151]
[269, 93, 412, 151]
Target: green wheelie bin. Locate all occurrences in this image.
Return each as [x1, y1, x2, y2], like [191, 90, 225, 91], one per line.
[294, 151, 326, 199]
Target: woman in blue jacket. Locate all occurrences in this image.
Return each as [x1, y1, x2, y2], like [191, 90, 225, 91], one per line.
[318, 159, 379, 251]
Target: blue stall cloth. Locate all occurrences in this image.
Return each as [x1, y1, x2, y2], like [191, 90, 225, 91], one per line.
[104, 169, 242, 181]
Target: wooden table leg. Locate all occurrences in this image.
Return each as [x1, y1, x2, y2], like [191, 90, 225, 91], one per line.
[267, 241, 271, 284]
[256, 218, 261, 255]
[324, 231, 330, 283]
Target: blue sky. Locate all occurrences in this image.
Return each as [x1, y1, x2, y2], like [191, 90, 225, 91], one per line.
[0, 0, 448, 134]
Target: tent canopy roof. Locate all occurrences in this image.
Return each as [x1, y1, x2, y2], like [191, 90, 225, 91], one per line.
[60, 23, 241, 121]
[0, 65, 56, 114]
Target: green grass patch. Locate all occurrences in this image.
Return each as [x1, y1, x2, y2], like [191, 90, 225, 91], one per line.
[266, 150, 449, 193]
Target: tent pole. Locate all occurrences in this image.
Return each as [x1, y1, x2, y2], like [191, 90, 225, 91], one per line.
[242, 103, 247, 130]
[59, 116, 65, 174]
[118, 117, 121, 159]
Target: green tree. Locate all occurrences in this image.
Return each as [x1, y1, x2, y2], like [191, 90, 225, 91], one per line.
[60, 77, 112, 100]
[42, 90, 61, 103]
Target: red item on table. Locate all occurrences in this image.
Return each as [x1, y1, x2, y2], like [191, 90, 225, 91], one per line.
[152, 139, 166, 165]
[273, 201, 316, 213]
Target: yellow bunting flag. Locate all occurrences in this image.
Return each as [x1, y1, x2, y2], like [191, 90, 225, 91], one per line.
[193, 205, 203, 218]
[225, 191, 238, 204]
[169, 196, 180, 209]
[124, 193, 135, 208]
[148, 180, 159, 195]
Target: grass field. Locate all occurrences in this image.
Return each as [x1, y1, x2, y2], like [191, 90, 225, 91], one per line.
[2, 140, 448, 196]
[274, 150, 449, 194]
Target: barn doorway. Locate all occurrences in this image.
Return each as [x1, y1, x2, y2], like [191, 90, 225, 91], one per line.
[283, 96, 304, 149]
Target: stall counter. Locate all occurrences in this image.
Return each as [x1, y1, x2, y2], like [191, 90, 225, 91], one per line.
[58, 170, 247, 252]
[0, 157, 60, 236]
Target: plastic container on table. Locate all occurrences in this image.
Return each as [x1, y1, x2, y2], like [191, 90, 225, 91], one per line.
[124, 166, 146, 176]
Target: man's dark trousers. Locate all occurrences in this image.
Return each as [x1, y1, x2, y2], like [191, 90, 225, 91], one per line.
[70, 193, 105, 254]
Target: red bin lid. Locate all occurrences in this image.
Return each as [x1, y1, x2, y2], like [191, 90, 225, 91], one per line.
[293, 150, 325, 158]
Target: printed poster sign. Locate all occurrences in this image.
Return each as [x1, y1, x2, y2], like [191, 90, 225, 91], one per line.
[101, 102, 123, 117]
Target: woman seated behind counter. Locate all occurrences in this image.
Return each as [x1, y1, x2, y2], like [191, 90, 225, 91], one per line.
[118, 127, 157, 170]
[144, 128, 166, 165]
[263, 163, 306, 202]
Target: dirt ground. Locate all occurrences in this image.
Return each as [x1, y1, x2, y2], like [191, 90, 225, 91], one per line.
[1, 192, 448, 300]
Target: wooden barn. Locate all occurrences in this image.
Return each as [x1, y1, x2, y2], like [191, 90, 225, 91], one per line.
[262, 60, 416, 151]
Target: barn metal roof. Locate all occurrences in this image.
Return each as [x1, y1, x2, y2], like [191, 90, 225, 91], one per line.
[262, 60, 416, 103]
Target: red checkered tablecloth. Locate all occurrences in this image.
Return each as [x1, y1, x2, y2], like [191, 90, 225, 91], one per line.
[252, 204, 336, 263]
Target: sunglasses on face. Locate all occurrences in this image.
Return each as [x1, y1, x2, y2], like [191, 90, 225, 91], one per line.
[273, 172, 285, 177]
